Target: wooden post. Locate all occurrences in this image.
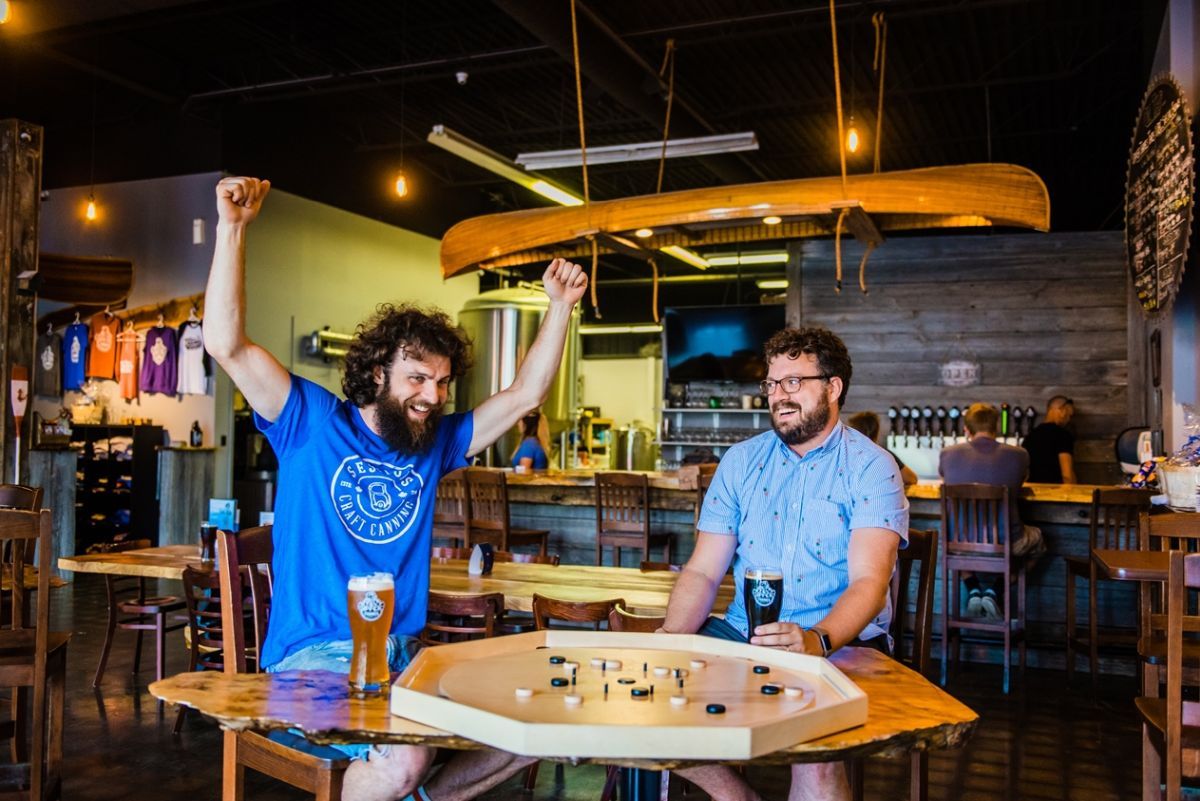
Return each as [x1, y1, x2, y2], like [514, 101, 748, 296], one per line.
[0, 120, 42, 485]
[785, 240, 804, 328]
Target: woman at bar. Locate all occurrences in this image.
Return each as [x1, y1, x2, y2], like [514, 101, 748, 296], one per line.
[510, 410, 550, 470]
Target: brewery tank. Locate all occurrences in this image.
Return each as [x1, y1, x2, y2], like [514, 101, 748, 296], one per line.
[456, 287, 579, 466]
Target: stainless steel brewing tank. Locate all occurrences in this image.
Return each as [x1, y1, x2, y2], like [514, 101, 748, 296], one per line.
[456, 288, 579, 466]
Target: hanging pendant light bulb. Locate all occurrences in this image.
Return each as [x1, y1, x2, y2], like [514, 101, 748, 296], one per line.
[85, 194, 97, 221]
[394, 170, 410, 198]
[846, 116, 860, 154]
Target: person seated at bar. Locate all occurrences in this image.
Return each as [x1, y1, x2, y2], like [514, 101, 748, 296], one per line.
[510, 410, 550, 470]
[661, 326, 909, 801]
[204, 176, 588, 801]
[940, 402, 1045, 620]
[1021, 395, 1077, 483]
[846, 410, 919, 486]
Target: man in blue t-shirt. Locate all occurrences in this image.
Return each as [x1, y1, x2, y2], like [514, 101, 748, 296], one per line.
[204, 176, 588, 801]
[662, 326, 908, 801]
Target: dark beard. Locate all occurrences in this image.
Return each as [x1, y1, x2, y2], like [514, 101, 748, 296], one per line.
[374, 387, 442, 454]
[771, 391, 831, 447]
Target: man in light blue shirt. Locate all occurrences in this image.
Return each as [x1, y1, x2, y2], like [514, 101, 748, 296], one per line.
[665, 326, 909, 801]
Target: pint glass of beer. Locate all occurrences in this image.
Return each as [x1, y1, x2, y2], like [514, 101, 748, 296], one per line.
[743, 566, 784, 635]
[347, 572, 395, 696]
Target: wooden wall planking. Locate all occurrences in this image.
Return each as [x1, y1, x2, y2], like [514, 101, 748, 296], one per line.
[791, 232, 1130, 484]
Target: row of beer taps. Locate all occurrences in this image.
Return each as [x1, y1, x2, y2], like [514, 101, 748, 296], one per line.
[885, 403, 1038, 449]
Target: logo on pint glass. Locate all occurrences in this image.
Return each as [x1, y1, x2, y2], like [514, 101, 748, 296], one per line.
[356, 590, 386, 622]
[752, 581, 778, 608]
[330, 455, 424, 544]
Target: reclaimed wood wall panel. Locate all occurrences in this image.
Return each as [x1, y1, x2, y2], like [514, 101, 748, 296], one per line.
[794, 232, 1129, 484]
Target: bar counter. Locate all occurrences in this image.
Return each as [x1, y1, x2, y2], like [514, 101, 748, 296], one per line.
[502, 469, 1119, 673]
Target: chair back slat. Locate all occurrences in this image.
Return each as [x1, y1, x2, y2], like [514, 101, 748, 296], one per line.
[424, 591, 504, 642]
[434, 469, 467, 526]
[940, 483, 1009, 556]
[217, 525, 274, 675]
[181, 566, 231, 672]
[1142, 511, 1200, 553]
[0, 484, 42, 512]
[532, 593, 623, 630]
[1091, 488, 1153, 551]
[890, 528, 938, 674]
[464, 468, 510, 534]
[607, 604, 664, 633]
[596, 473, 650, 536]
[0, 508, 53, 658]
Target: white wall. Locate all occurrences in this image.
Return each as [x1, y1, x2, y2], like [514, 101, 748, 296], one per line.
[578, 357, 661, 427]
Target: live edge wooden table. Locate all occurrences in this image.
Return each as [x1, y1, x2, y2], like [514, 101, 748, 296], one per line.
[151, 648, 977, 799]
[58, 548, 733, 616]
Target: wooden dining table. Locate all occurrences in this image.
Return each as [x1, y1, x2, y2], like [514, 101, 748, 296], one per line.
[58, 546, 734, 615]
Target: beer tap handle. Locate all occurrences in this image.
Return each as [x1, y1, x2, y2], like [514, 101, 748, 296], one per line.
[999, 403, 1011, 441]
[1011, 405, 1024, 444]
[935, 406, 947, 447]
[921, 406, 934, 448]
[887, 406, 899, 448]
[947, 405, 962, 441]
[899, 406, 912, 448]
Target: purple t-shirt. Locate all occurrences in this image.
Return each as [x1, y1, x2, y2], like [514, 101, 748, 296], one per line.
[140, 327, 178, 396]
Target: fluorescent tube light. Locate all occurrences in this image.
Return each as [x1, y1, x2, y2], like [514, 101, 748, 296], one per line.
[428, 125, 583, 206]
[706, 251, 788, 267]
[755, 279, 788, 290]
[516, 132, 758, 171]
[659, 245, 710, 270]
[579, 323, 664, 335]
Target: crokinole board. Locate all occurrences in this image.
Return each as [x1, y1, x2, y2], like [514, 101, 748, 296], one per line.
[390, 630, 867, 760]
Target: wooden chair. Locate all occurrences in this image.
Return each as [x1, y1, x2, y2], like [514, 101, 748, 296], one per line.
[595, 472, 672, 567]
[1137, 511, 1200, 696]
[526, 593, 625, 794]
[1136, 550, 1200, 801]
[0, 508, 68, 800]
[463, 468, 549, 555]
[92, 538, 186, 691]
[173, 566, 238, 734]
[430, 547, 560, 566]
[850, 527, 938, 801]
[607, 604, 664, 633]
[432, 468, 467, 547]
[0, 485, 42, 763]
[938, 483, 1026, 694]
[639, 561, 681, 573]
[217, 525, 348, 801]
[1065, 488, 1152, 686]
[423, 592, 504, 644]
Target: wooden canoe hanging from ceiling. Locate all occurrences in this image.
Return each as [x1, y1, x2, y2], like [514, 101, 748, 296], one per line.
[439, 163, 1050, 279]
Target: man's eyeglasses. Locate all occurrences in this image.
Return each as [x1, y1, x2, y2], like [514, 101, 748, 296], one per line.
[759, 375, 830, 395]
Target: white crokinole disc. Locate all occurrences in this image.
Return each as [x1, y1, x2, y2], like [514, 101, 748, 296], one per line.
[514, 687, 534, 698]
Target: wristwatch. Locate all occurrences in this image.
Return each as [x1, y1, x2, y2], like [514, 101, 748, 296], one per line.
[807, 627, 833, 657]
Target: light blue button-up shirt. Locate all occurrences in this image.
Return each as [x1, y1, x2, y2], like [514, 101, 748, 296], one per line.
[698, 422, 909, 641]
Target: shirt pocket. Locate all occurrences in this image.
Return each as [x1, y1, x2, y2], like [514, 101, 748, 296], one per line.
[801, 498, 850, 570]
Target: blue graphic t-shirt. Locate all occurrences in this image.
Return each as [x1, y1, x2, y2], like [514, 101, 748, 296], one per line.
[62, 323, 88, 391]
[256, 374, 473, 668]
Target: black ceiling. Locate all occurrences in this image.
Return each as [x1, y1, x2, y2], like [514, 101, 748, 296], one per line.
[0, 0, 1168, 244]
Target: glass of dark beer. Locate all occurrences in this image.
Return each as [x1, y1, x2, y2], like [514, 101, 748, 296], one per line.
[743, 566, 784, 635]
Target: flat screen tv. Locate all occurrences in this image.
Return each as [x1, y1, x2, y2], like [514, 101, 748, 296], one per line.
[663, 304, 786, 383]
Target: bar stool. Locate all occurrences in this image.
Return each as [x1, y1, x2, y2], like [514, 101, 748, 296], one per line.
[939, 483, 1026, 694]
[463, 467, 549, 555]
[595, 472, 672, 567]
[432, 468, 467, 547]
[93, 539, 187, 691]
[1064, 487, 1151, 686]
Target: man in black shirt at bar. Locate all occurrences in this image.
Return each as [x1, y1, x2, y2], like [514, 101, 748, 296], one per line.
[1022, 396, 1076, 483]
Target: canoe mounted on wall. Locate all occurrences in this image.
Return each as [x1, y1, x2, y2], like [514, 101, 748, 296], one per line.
[34, 253, 133, 329]
[439, 163, 1051, 279]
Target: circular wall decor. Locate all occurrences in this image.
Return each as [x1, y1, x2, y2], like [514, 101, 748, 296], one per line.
[1126, 73, 1195, 316]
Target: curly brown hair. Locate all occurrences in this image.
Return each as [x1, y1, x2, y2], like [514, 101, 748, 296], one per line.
[762, 326, 852, 406]
[342, 304, 474, 407]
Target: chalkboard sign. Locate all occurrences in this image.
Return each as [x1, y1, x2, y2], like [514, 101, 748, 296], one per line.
[1126, 74, 1194, 316]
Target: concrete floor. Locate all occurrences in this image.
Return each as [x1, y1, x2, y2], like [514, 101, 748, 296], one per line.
[54, 573, 1146, 800]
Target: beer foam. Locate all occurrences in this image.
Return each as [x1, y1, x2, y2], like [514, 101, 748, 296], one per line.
[348, 572, 395, 591]
[744, 568, 783, 581]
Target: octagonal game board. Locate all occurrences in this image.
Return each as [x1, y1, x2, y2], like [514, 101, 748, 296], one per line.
[390, 630, 867, 760]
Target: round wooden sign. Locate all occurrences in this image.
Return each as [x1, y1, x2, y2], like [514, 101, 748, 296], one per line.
[1126, 74, 1194, 316]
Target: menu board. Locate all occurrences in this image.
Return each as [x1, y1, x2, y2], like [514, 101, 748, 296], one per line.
[1126, 74, 1194, 316]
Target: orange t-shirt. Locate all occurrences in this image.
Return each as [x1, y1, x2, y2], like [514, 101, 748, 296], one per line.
[116, 328, 139, 400]
[86, 314, 121, 379]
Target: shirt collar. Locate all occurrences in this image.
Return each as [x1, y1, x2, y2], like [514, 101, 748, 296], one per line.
[773, 420, 845, 462]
